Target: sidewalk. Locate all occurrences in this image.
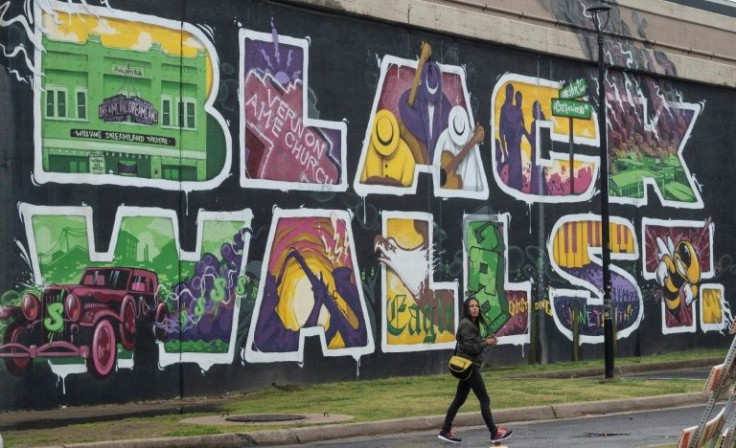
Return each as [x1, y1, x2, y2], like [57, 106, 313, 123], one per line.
[4, 357, 720, 448]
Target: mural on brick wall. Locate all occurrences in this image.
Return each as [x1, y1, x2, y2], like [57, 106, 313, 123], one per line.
[548, 214, 643, 343]
[0, 0, 734, 410]
[354, 42, 488, 199]
[376, 211, 458, 352]
[239, 24, 347, 191]
[28, 0, 231, 190]
[463, 214, 531, 346]
[244, 208, 374, 364]
[0, 205, 251, 385]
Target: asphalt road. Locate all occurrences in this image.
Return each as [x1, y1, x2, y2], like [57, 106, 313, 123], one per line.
[276, 404, 715, 448]
[624, 367, 712, 381]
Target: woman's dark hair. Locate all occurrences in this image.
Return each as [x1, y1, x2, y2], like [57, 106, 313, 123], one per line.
[462, 297, 489, 328]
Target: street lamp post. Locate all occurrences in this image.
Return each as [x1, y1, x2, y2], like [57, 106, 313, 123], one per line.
[587, 2, 614, 379]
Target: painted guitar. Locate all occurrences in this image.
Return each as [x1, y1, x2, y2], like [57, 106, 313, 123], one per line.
[439, 123, 485, 189]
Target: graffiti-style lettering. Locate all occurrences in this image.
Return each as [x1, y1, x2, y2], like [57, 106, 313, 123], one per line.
[32, 1, 231, 191]
[194, 297, 206, 318]
[244, 208, 374, 364]
[44, 302, 65, 333]
[377, 211, 458, 352]
[20, 204, 253, 374]
[642, 218, 728, 334]
[491, 74, 599, 202]
[354, 43, 488, 199]
[607, 73, 702, 209]
[236, 275, 247, 297]
[387, 294, 408, 336]
[548, 214, 643, 343]
[239, 26, 347, 191]
[463, 214, 532, 345]
[211, 277, 226, 303]
[387, 293, 452, 342]
[700, 285, 729, 333]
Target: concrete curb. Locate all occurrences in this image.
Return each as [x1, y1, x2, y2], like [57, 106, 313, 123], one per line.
[39, 392, 710, 448]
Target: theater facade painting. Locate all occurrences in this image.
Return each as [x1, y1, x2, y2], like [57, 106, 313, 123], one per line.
[33, 0, 230, 190]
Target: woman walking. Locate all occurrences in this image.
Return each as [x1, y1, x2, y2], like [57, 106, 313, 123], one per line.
[438, 298, 513, 444]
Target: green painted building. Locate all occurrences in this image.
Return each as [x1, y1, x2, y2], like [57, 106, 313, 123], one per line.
[611, 154, 695, 202]
[40, 34, 208, 181]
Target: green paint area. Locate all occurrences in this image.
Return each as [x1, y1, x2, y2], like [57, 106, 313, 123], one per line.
[610, 154, 696, 202]
[466, 221, 509, 335]
[164, 339, 229, 353]
[31, 214, 242, 288]
[41, 35, 227, 182]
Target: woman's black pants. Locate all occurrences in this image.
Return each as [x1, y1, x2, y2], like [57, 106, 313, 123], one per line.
[442, 365, 497, 434]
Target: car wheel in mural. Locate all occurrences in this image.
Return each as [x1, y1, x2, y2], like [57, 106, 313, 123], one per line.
[89, 318, 117, 378]
[29, 0, 231, 190]
[463, 214, 531, 345]
[0, 204, 253, 381]
[548, 214, 643, 343]
[376, 211, 458, 352]
[244, 208, 374, 365]
[239, 23, 347, 191]
[0, 265, 164, 379]
[491, 74, 599, 202]
[2, 322, 33, 376]
[354, 42, 489, 199]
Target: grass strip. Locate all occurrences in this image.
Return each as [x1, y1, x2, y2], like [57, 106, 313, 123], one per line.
[2, 349, 723, 447]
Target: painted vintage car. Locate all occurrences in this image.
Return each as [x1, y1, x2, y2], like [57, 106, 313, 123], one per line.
[0, 267, 168, 378]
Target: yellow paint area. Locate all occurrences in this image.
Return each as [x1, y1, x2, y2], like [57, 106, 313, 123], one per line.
[701, 288, 723, 324]
[360, 110, 416, 186]
[42, 10, 213, 95]
[552, 221, 635, 268]
[387, 218, 426, 249]
[275, 253, 357, 350]
[277, 255, 333, 330]
[385, 218, 455, 346]
[493, 80, 597, 175]
[270, 219, 359, 350]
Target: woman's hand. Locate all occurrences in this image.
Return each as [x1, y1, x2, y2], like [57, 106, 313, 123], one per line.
[484, 335, 498, 347]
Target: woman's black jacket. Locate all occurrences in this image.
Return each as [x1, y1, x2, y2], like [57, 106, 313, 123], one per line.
[456, 317, 485, 366]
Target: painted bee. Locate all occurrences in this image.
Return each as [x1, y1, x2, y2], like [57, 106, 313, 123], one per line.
[655, 236, 701, 316]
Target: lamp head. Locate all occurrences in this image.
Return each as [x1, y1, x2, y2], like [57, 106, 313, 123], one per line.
[586, 2, 612, 32]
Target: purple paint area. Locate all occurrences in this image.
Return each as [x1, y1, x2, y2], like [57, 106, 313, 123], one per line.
[252, 252, 368, 354]
[554, 266, 640, 338]
[398, 61, 451, 161]
[498, 85, 526, 191]
[321, 128, 343, 172]
[160, 229, 248, 345]
[245, 38, 304, 86]
[495, 312, 527, 337]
